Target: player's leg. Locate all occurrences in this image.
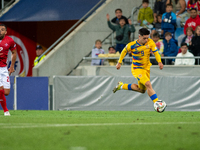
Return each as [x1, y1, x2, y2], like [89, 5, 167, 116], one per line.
[113, 82, 145, 93]
[113, 68, 146, 93]
[144, 81, 158, 103]
[137, 70, 159, 103]
[0, 68, 11, 116]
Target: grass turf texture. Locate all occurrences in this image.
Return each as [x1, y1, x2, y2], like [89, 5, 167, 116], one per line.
[0, 111, 200, 150]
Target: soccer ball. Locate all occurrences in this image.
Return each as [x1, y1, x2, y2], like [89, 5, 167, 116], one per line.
[154, 100, 167, 113]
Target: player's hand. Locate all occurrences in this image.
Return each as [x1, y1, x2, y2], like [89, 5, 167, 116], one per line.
[106, 14, 110, 21]
[116, 63, 121, 70]
[8, 66, 15, 75]
[158, 62, 163, 70]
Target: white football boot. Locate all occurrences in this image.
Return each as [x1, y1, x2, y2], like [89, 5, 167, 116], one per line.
[4, 111, 11, 116]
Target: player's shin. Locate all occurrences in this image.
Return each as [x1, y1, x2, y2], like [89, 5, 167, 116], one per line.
[0, 89, 8, 112]
[121, 84, 132, 90]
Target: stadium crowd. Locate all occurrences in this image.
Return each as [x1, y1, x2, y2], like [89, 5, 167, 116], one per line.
[91, 0, 200, 66]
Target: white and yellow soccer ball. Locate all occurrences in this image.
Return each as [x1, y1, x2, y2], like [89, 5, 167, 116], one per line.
[154, 100, 167, 113]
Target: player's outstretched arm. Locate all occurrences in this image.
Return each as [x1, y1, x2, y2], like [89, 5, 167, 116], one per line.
[8, 49, 17, 75]
[116, 48, 127, 70]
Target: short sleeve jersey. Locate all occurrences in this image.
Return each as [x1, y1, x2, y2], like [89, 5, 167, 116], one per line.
[124, 38, 158, 70]
[0, 35, 16, 67]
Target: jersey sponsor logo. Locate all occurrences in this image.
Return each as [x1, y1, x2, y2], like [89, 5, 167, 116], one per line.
[0, 47, 3, 51]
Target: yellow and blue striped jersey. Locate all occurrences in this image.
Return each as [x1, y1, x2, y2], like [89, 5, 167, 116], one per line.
[118, 38, 161, 70]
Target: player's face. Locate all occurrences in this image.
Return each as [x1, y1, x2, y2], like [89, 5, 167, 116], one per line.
[108, 47, 116, 54]
[0, 26, 7, 40]
[115, 10, 122, 19]
[181, 45, 188, 54]
[95, 41, 102, 49]
[138, 35, 149, 44]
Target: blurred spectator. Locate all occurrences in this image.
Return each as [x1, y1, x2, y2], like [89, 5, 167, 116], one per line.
[187, 0, 197, 12]
[111, 8, 129, 25]
[182, 26, 194, 44]
[34, 45, 46, 66]
[162, 4, 176, 37]
[98, 46, 120, 66]
[107, 14, 135, 53]
[151, 32, 164, 64]
[153, 0, 167, 23]
[152, 32, 164, 55]
[167, 0, 187, 28]
[175, 43, 195, 65]
[184, 8, 200, 34]
[138, 0, 154, 28]
[178, 26, 194, 52]
[151, 14, 163, 38]
[197, 0, 200, 15]
[188, 25, 200, 64]
[91, 40, 105, 66]
[162, 32, 178, 64]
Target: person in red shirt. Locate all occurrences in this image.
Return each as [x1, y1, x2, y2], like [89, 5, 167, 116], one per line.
[184, 8, 200, 34]
[0, 24, 17, 116]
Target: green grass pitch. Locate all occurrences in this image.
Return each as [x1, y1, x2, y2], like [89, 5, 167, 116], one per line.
[0, 110, 200, 150]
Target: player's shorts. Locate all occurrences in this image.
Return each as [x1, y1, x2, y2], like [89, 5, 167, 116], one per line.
[131, 68, 150, 91]
[0, 67, 10, 89]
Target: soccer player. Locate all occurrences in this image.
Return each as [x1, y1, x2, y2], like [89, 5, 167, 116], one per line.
[0, 24, 17, 116]
[113, 28, 166, 108]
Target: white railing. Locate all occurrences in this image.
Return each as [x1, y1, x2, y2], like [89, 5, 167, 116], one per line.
[83, 56, 200, 65]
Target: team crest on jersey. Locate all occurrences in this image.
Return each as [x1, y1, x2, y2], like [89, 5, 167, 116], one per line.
[138, 74, 142, 78]
[5, 43, 8, 47]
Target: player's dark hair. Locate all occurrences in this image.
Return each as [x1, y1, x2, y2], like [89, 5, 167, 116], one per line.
[115, 8, 122, 13]
[166, 3, 173, 8]
[0, 23, 7, 30]
[152, 32, 160, 38]
[142, 0, 149, 3]
[139, 28, 150, 36]
[181, 43, 188, 47]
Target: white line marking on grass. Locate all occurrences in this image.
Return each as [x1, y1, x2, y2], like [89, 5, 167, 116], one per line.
[0, 122, 200, 129]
